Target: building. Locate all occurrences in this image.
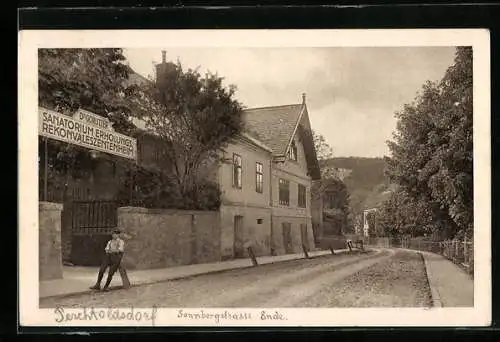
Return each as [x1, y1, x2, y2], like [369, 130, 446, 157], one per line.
[150, 52, 322, 257]
[333, 167, 352, 181]
[363, 208, 378, 237]
[311, 180, 324, 247]
[40, 52, 322, 266]
[217, 95, 322, 259]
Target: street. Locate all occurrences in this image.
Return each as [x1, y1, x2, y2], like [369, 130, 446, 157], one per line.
[40, 249, 432, 308]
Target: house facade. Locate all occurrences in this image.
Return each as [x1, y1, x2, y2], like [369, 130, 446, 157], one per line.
[217, 95, 321, 259]
[218, 134, 273, 259]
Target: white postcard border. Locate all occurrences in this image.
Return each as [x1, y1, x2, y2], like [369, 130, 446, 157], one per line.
[18, 29, 491, 327]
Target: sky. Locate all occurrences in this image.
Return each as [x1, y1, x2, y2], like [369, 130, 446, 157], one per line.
[123, 47, 457, 158]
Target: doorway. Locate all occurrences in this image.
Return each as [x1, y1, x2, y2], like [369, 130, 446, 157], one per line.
[282, 222, 293, 254]
[234, 215, 245, 258]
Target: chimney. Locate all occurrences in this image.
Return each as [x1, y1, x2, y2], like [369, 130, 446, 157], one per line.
[302, 93, 306, 104]
[161, 50, 166, 64]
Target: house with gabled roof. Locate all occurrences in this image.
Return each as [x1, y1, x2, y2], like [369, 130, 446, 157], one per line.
[217, 94, 322, 259]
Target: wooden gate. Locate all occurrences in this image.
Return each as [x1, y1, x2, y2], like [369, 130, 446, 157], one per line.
[70, 200, 118, 266]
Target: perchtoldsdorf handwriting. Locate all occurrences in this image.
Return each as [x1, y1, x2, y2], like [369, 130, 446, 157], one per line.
[54, 306, 157, 325]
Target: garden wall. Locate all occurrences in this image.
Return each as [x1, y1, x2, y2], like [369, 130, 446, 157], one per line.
[117, 207, 221, 269]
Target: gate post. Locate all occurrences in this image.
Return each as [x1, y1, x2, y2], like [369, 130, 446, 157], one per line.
[302, 244, 310, 259]
[39, 202, 63, 280]
[118, 265, 131, 289]
[247, 246, 258, 266]
[329, 244, 335, 255]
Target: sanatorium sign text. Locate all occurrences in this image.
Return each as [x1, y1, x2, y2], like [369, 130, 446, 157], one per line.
[39, 107, 137, 160]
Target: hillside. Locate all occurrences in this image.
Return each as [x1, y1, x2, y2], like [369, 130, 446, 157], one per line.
[325, 157, 392, 215]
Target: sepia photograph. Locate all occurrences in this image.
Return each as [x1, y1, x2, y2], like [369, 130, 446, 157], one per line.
[18, 29, 490, 327]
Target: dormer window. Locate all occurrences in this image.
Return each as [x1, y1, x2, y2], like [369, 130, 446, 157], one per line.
[288, 141, 298, 161]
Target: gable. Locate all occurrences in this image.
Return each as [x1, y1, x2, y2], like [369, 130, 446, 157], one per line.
[289, 107, 321, 180]
[277, 133, 310, 177]
[243, 102, 321, 180]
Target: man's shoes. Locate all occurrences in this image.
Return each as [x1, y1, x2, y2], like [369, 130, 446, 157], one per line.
[89, 285, 100, 290]
[102, 287, 110, 292]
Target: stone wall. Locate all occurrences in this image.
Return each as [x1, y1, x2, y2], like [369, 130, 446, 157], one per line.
[318, 235, 348, 250]
[39, 202, 63, 280]
[117, 207, 221, 270]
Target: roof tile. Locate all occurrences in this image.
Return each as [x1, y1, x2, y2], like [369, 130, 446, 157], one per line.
[243, 104, 303, 156]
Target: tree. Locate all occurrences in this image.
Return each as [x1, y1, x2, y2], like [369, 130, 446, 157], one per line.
[38, 48, 140, 200]
[377, 187, 436, 238]
[39, 48, 138, 134]
[317, 177, 354, 235]
[134, 61, 244, 201]
[313, 130, 334, 161]
[385, 47, 473, 239]
[312, 130, 337, 179]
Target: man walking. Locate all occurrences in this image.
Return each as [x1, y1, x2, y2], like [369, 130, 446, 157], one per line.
[90, 229, 125, 291]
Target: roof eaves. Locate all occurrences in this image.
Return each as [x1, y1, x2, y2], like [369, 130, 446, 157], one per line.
[242, 103, 301, 113]
[240, 132, 273, 153]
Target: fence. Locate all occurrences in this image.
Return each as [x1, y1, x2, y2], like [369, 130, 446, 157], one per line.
[366, 236, 474, 276]
[363, 236, 390, 248]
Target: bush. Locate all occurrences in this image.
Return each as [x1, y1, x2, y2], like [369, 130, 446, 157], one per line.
[116, 166, 221, 211]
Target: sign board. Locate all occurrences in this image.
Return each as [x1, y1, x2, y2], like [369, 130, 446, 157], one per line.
[39, 107, 137, 160]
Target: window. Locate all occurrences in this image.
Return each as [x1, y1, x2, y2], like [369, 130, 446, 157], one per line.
[288, 141, 298, 161]
[257, 218, 263, 224]
[328, 194, 336, 209]
[279, 179, 290, 206]
[233, 154, 242, 188]
[255, 162, 264, 193]
[298, 184, 307, 208]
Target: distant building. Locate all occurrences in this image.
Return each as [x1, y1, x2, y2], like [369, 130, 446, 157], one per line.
[333, 167, 352, 181]
[363, 208, 378, 237]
